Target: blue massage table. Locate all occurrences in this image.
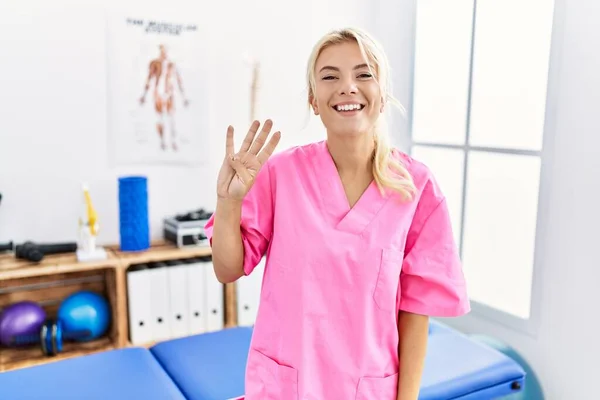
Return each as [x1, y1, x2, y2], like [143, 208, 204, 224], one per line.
[150, 327, 252, 400]
[0, 321, 525, 399]
[0, 347, 186, 400]
[421, 321, 525, 399]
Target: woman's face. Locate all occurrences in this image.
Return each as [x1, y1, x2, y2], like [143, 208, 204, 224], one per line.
[311, 41, 383, 138]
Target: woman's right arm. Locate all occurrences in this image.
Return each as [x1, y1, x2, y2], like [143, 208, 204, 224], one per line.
[210, 120, 281, 284]
[211, 198, 245, 283]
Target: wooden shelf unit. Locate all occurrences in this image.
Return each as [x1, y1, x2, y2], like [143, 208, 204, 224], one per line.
[0, 241, 234, 372]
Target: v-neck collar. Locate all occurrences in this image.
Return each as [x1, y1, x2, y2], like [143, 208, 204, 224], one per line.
[311, 140, 391, 235]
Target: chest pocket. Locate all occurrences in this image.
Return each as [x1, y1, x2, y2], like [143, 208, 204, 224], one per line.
[373, 248, 404, 312]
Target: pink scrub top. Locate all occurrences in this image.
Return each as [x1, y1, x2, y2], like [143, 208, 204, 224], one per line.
[204, 140, 470, 399]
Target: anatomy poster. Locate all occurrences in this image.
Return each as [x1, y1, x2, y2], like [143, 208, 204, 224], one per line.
[106, 14, 209, 165]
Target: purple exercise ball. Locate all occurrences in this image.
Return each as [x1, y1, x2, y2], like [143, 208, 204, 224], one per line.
[0, 301, 46, 347]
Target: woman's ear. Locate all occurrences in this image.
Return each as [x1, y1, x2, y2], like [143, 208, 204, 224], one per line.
[309, 94, 319, 115]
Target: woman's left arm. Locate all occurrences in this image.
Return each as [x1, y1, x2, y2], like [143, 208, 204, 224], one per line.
[396, 311, 429, 400]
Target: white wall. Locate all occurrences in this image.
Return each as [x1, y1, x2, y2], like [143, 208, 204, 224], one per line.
[0, 0, 374, 244]
[376, 0, 600, 399]
[370, 0, 416, 153]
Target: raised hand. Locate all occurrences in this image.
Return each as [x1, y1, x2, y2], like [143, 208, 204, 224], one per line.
[216, 119, 281, 201]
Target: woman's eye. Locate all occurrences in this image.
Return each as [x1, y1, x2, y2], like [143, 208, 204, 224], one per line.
[322, 76, 336, 80]
[358, 73, 373, 79]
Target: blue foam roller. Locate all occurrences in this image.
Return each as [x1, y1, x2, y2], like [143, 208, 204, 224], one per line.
[118, 176, 150, 252]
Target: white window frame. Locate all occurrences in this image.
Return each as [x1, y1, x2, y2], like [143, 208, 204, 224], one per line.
[406, 0, 562, 337]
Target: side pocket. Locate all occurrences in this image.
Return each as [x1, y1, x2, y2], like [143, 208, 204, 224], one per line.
[373, 248, 404, 312]
[356, 372, 399, 400]
[245, 349, 299, 400]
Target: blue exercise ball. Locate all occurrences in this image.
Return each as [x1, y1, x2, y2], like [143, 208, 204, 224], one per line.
[469, 334, 545, 400]
[58, 291, 111, 341]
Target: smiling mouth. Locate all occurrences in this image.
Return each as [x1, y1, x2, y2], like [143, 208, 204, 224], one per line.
[333, 104, 366, 112]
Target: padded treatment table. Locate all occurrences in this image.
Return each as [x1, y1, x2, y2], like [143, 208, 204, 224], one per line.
[150, 327, 252, 400]
[149, 323, 525, 400]
[0, 347, 186, 400]
[421, 320, 526, 399]
[0, 322, 525, 400]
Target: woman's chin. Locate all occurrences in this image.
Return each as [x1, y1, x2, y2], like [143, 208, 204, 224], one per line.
[327, 121, 375, 139]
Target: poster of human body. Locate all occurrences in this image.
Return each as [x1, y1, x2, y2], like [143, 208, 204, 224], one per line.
[106, 14, 209, 165]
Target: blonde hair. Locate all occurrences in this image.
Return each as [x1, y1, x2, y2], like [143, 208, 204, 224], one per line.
[306, 27, 416, 201]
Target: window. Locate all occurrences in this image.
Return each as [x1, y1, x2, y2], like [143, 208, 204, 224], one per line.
[410, 0, 555, 323]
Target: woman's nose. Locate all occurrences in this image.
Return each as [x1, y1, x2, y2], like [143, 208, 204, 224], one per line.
[338, 76, 358, 95]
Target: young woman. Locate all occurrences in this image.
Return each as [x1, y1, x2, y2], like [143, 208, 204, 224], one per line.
[205, 27, 470, 400]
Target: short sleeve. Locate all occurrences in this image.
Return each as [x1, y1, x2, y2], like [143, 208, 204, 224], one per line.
[203, 162, 274, 276]
[398, 192, 470, 317]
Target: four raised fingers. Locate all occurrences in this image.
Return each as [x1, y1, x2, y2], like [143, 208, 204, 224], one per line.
[226, 119, 280, 166]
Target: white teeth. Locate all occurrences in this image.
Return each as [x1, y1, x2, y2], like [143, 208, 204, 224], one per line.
[335, 104, 362, 111]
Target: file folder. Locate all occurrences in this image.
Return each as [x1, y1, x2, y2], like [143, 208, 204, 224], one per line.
[148, 262, 172, 341]
[166, 259, 190, 338]
[201, 256, 224, 332]
[185, 257, 207, 335]
[237, 256, 265, 326]
[126, 263, 153, 345]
